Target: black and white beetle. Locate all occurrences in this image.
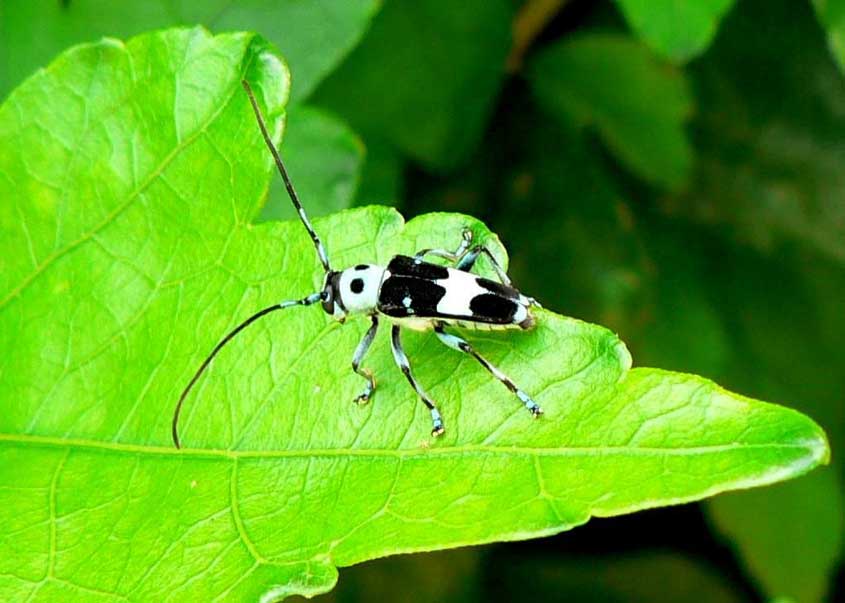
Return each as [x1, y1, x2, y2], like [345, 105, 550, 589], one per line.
[170, 81, 543, 448]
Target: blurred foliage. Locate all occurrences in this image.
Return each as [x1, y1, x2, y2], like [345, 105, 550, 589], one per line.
[312, 0, 513, 170]
[0, 0, 380, 102]
[529, 33, 693, 189]
[1, 0, 843, 602]
[614, 0, 737, 62]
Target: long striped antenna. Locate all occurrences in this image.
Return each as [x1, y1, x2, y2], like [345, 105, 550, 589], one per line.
[172, 292, 324, 448]
[241, 80, 332, 274]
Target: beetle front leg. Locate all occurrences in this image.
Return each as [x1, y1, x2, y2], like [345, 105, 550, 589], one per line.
[390, 325, 445, 436]
[351, 315, 379, 404]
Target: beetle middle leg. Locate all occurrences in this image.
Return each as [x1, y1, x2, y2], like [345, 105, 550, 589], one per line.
[434, 323, 543, 417]
[414, 229, 513, 286]
[351, 315, 379, 404]
[390, 325, 445, 436]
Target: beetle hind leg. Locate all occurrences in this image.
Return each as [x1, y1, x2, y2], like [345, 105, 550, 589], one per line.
[434, 324, 543, 417]
[390, 325, 445, 436]
[351, 315, 379, 404]
[455, 244, 513, 287]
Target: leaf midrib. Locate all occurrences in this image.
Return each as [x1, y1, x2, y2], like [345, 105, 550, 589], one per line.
[0, 432, 821, 460]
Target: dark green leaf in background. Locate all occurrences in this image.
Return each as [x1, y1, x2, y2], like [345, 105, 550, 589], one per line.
[313, 0, 513, 171]
[677, 0, 845, 264]
[0, 26, 831, 602]
[709, 471, 844, 603]
[812, 0, 845, 74]
[614, 0, 737, 62]
[528, 34, 694, 189]
[0, 0, 380, 103]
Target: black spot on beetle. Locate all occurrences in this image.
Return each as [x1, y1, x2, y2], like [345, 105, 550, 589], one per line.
[350, 278, 365, 294]
[387, 255, 449, 280]
[378, 276, 446, 317]
[355, 264, 369, 270]
[469, 294, 517, 322]
[476, 276, 518, 299]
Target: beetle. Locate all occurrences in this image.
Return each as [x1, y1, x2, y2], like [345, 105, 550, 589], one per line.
[170, 81, 543, 448]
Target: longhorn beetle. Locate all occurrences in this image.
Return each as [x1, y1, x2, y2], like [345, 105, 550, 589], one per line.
[170, 80, 543, 448]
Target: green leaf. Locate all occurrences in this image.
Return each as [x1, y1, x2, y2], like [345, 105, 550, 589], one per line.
[709, 470, 844, 603]
[259, 106, 363, 223]
[614, 0, 737, 62]
[812, 0, 845, 73]
[313, 0, 513, 170]
[528, 33, 694, 189]
[0, 0, 380, 103]
[0, 27, 830, 602]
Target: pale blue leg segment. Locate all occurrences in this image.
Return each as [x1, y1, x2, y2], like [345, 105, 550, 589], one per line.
[455, 245, 512, 286]
[351, 315, 379, 404]
[413, 228, 473, 263]
[390, 325, 445, 436]
[434, 324, 543, 417]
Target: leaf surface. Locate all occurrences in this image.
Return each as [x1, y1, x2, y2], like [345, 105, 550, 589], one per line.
[0, 27, 830, 602]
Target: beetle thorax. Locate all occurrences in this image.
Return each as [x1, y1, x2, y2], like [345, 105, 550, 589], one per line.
[329, 264, 385, 319]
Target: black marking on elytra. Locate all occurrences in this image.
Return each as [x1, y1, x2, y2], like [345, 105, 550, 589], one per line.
[378, 276, 446, 317]
[387, 255, 449, 280]
[469, 294, 518, 322]
[350, 278, 364, 294]
[476, 276, 518, 299]
[355, 264, 369, 270]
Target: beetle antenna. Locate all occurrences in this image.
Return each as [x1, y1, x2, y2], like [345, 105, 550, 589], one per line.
[172, 292, 323, 449]
[242, 80, 332, 274]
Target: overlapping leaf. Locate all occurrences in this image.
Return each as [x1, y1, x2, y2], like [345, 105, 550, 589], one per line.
[0, 0, 379, 103]
[614, 0, 736, 62]
[0, 28, 829, 602]
[529, 34, 693, 189]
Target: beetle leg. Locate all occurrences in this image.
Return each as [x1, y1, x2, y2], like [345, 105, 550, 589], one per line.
[455, 244, 512, 286]
[412, 228, 473, 263]
[351, 315, 379, 404]
[434, 323, 543, 417]
[390, 325, 445, 436]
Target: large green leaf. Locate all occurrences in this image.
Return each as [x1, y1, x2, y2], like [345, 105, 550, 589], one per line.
[528, 34, 694, 189]
[0, 0, 380, 103]
[0, 28, 830, 602]
[614, 0, 737, 62]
